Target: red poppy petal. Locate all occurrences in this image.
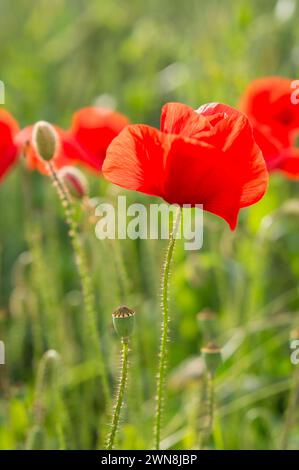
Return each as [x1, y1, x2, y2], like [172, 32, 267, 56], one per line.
[163, 134, 267, 230]
[239, 77, 299, 133]
[0, 110, 19, 181]
[274, 147, 299, 178]
[196, 102, 249, 137]
[70, 107, 130, 171]
[160, 102, 211, 139]
[250, 123, 285, 171]
[239, 77, 293, 116]
[56, 130, 88, 167]
[163, 138, 242, 224]
[239, 139, 269, 209]
[196, 102, 236, 116]
[195, 105, 269, 209]
[103, 124, 171, 197]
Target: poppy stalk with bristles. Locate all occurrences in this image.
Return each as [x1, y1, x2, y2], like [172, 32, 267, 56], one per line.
[32, 120, 111, 406]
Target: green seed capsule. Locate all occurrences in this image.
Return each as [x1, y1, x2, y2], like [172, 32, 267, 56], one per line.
[201, 343, 222, 375]
[112, 306, 135, 341]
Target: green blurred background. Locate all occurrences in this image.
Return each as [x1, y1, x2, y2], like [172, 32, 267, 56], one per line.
[1, 0, 299, 450]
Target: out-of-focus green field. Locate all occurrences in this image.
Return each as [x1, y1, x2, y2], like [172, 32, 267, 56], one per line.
[1, 0, 299, 450]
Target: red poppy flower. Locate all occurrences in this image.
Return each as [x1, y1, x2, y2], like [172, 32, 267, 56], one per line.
[16, 107, 129, 174]
[102, 102, 268, 230]
[1, 106, 129, 179]
[69, 107, 130, 171]
[0, 110, 19, 181]
[239, 77, 299, 178]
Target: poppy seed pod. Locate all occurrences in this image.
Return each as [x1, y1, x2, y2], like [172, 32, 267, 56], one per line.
[112, 306, 135, 341]
[32, 121, 59, 161]
[201, 343, 222, 375]
[58, 166, 88, 199]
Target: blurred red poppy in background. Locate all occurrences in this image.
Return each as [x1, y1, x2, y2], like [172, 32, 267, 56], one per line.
[0, 110, 19, 181]
[239, 77, 299, 178]
[103, 102, 268, 230]
[70, 107, 130, 171]
[0, 106, 129, 178]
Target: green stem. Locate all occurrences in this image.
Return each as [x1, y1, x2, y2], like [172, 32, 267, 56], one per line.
[106, 340, 129, 450]
[154, 208, 181, 450]
[26, 350, 60, 449]
[197, 378, 207, 449]
[206, 371, 215, 444]
[280, 365, 299, 449]
[48, 162, 110, 406]
[28, 227, 59, 349]
[198, 372, 215, 449]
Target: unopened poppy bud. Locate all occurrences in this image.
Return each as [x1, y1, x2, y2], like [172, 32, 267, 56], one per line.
[32, 121, 59, 161]
[112, 306, 135, 341]
[201, 343, 222, 375]
[58, 166, 88, 199]
[197, 309, 217, 340]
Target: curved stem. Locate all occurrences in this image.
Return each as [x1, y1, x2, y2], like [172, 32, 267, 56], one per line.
[154, 208, 181, 450]
[106, 340, 129, 450]
[48, 162, 110, 406]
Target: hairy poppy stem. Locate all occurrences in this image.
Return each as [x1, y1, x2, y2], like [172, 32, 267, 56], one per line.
[154, 207, 181, 450]
[48, 162, 110, 406]
[106, 340, 129, 450]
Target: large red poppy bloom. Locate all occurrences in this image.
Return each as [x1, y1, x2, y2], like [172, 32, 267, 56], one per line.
[102, 102, 268, 230]
[239, 77, 299, 178]
[0, 107, 129, 178]
[0, 110, 19, 181]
